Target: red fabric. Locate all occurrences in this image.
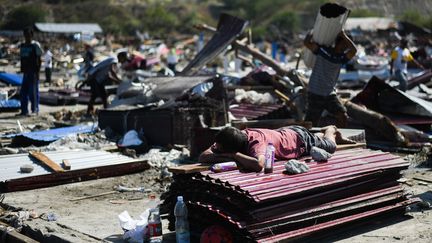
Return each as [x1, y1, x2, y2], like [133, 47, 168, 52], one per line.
[122, 55, 144, 70]
[244, 128, 305, 160]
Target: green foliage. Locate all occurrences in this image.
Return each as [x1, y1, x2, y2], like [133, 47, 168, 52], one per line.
[269, 11, 299, 34]
[141, 4, 179, 36]
[3, 5, 47, 30]
[400, 9, 432, 29]
[350, 9, 380, 17]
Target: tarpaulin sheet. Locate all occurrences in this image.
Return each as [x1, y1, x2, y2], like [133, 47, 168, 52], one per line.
[6, 123, 96, 143]
[0, 99, 20, 110]
[0, 72, 23, 86]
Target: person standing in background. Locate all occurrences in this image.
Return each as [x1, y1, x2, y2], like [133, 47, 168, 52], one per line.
[167, 47, 178, 72]
[43, 46, 53, 84]
[390, 39, 424, 91]
[19, 27, 42, 116]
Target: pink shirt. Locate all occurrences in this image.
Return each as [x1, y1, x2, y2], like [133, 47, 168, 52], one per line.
[243, 128, 305, 160]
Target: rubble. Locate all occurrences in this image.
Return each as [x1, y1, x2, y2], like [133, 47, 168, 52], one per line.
[0, 3, 430, 243]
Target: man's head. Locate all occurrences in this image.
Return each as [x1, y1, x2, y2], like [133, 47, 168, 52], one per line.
[117, 51, 128, 64]
[23, 27, 33, 43]
[212, 127, 247, 154]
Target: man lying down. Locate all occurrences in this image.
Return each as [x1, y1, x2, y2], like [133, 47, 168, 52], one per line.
[198, 125, 354, 172]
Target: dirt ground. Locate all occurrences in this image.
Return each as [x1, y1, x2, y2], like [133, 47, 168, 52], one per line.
[1, 106, 431, 243]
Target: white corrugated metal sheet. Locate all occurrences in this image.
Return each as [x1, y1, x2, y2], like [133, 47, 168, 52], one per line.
[345, 17, 396, 31]
[0, 150, 141, 181]
[35, 23, 103, 33]
[303, 3, 349, 68]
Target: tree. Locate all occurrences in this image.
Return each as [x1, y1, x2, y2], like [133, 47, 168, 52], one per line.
[3, 5, 46, 30]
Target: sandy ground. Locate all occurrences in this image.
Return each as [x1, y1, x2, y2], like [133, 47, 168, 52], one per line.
[1, 100, 431, 243]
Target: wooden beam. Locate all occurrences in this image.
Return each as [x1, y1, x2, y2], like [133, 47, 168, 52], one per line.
[0, 222, 39, 243]
[336, 143, 366, 151]
[28, 151, 64, 173]
[168, 163, 212, 174]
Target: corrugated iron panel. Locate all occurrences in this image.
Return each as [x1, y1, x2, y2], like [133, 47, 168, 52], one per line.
[303, 3, 349, 68]
[0, 150, 144, 182]
[229, 103, 287, 120]
[181, 13, 248, 75]
[162, 148, 413, 242]
[257, 199, 419, 242]
[35, 23, 102, 33]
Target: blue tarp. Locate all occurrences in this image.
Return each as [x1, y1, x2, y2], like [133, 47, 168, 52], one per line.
[0, 99, 20, 109]
[5, 123, 96, 142]
[0, 72, 23, 86]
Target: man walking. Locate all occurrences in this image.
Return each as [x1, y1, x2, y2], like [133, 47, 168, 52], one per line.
[390, 39, 424, 91]
[19, 27, 42, 116]
[303, 30, 357, 127]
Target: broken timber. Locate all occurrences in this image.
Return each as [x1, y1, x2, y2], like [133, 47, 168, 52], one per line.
[28, 151, 64, 173]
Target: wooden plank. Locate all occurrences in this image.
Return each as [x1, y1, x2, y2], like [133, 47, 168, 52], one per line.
[61, 159, 71, 170]
[168, 163, 211, 174]
[28, 151, 64, 172]
[413, 175, 432, 183]
[70, 191, 118, 202]
[336, 143, 366, 151]
[0, 222, 39, 243]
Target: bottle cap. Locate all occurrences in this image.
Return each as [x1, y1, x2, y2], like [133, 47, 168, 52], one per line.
[177, 196, 183, 202]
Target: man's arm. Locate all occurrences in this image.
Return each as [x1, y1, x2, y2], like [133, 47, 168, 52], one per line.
[108, 64, 122, 83]
[340, 31, 357, 60]
[232, 152, 264, 172]
[198, 148, 235, 163]
[410, 58, 424, 70]
[303, 32, 319, 53]
[198, 148, 264, 172]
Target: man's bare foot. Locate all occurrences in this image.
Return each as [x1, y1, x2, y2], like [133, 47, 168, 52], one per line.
[335, 131, 356, 144]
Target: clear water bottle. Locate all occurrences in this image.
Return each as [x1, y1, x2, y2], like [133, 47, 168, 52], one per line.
[174, 196, 190, 243]
[264, 143, 275, 174]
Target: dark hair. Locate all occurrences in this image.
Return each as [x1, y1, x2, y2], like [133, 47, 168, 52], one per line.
[117, 51, 128, 59]
[214, 127, 247, 153]
[400, 39, 408, 47]
[23, 27, 33, 36]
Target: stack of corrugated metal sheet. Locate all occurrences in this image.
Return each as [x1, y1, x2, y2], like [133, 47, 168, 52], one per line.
[162, 148, 418, 242]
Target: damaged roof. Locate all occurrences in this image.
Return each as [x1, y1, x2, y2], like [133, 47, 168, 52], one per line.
[35, 23, 103, 34]
[0, 150, 149, 192]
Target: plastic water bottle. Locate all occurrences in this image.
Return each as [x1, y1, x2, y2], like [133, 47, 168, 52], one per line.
[264, 143, 275, 174]
[174, 196, 190, 243]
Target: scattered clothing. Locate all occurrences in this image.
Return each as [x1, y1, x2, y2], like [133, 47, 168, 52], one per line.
[310, 146, 333, 162]
[284, 159, 310, 174]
